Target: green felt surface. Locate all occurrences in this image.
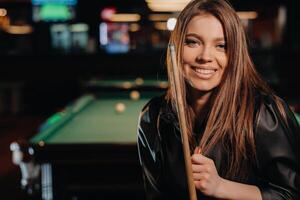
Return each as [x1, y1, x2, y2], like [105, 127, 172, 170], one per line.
[30, 92, 161, 144]
[29, 90, 300, 145]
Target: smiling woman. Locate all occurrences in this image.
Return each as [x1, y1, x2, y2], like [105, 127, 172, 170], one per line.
[137, 0, 300, 200]
[182, 14, 228, 92]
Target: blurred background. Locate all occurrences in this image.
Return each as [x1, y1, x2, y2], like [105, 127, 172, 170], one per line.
[0, 0, 300, 199]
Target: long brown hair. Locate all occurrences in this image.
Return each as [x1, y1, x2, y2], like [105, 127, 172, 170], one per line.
[166, 0, 286, 180]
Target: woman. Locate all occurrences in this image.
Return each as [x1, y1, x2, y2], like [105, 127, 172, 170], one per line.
[137, 0, 300, 199]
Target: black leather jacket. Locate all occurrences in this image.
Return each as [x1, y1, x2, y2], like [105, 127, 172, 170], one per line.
[137, 93, 300, 200]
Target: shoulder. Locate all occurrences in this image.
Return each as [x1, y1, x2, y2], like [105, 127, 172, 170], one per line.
[139, 94, 166, 125]
[255, 92, 300, 163]
[137, 94, 166, 149]
[255, 93, 299, 134]
[255, 93, 279, 131]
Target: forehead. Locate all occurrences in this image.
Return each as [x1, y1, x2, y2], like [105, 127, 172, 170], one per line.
[186, 14, 225, 39]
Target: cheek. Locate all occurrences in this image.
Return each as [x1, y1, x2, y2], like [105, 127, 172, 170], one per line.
[217, 54, 228, 70]
[182, 47, 194, 64]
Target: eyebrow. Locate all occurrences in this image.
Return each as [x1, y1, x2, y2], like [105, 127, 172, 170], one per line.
[185, 33, 225, 42]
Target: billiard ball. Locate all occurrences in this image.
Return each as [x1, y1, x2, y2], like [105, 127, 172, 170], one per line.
[122, 81, 132, 89]
[115, 103, 126, 113]
[135, 77, 144, 86]
[159, 81, 168, 89]
[130, 90, 140, 101]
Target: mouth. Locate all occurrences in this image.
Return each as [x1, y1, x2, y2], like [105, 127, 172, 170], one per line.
[191, 66, 217, 79]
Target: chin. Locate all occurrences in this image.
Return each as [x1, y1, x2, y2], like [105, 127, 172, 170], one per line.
[186, 79, 219, 93]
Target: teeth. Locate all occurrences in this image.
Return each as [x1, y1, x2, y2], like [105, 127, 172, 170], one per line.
[194, 68, 215, 74]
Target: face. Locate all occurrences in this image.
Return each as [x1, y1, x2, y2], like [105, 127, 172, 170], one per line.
[182, 13, 228, 93]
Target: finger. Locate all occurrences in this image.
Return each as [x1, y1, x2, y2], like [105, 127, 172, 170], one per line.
[194, 147, 202, 154]
[191, 154, 213, 165]
[192, 172, 210, 181]
[192, 164, 207, 173]
[194, 180, 207, 191]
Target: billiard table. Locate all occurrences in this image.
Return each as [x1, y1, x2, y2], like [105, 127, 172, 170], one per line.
[11, 88, 165, 200]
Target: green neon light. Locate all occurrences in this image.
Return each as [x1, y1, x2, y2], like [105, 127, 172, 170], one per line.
[40, 4, 72, 21]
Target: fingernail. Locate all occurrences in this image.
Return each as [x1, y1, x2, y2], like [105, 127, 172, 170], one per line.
[197, 147, 202, 154]
[194, 147, 202, 154]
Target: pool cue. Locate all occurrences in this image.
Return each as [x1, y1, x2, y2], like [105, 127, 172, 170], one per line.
[169, 44, 197, 200]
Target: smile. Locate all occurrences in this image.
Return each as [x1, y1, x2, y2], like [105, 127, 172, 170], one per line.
[191, 66, 217, 79]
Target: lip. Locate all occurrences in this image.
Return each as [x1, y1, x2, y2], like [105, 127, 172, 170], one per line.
[191, 66, 217, 79]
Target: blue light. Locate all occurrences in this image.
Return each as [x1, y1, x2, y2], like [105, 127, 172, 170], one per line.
[32, 0, 77, 6]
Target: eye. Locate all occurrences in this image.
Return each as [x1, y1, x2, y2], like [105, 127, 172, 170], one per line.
[216, 43, 227, 51]
[184, 38, 199, 47]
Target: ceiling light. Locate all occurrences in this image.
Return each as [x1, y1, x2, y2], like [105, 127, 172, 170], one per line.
[5, 25, 33, 34]
[0, 8, 7, 17]
[146, 0, 190, 12]
[167, 18, 177, 30]
[110, 14, 141, 22]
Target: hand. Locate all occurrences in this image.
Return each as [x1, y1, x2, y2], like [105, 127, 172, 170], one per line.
[191, 147, 223, 197]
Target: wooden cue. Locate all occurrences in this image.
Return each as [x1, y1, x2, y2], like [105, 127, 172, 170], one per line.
[169, 44, 197, 200]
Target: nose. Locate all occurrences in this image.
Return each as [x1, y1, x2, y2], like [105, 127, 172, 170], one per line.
[196, 45, 212, 63]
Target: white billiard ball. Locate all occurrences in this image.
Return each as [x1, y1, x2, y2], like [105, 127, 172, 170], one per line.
[115, 102, 126, 113]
